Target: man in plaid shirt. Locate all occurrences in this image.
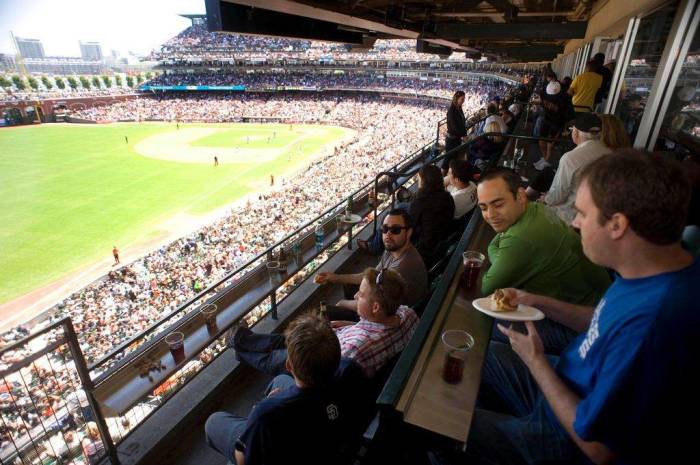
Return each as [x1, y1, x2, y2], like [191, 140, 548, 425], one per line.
[229, 267, 418, 378]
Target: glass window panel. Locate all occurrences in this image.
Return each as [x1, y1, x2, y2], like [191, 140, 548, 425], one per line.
[656, 23, 700, 154]
[614, 2, 679, 141]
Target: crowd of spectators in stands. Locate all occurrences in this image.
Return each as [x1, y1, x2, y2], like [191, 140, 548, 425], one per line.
[149, 23, 472, 62]
[143, 70, 506, 101]
[1, 86, 135, 103]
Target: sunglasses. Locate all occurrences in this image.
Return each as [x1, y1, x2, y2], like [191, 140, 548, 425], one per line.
[382, 225, 408, 235]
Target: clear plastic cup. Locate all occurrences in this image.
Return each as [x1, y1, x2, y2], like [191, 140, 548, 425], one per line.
[462, 251, 486, 289]
[165, 331, 185, 363]
[200, 304, 218, 332]
[441, 330, 474, 384]
[266, 261, 281, 285]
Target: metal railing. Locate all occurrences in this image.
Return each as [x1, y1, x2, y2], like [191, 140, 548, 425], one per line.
[0, 318, 117, 465]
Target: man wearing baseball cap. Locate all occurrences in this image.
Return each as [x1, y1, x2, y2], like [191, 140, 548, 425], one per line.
[544, 113, 610, 224]
[533, 80, 572, 171]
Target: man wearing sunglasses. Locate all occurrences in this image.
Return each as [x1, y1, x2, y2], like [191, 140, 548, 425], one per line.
[315, 209, 428, 313]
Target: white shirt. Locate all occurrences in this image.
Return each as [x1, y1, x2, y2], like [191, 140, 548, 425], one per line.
[447, 182, 478, 219]
[545, 139, 610, 223]
[483, 114, 508, 134]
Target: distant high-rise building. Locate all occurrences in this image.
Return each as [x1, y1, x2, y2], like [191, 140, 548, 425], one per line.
[16, 37, 45, 59]
[0, 53, 16, 72]
[79, 41, 103, 61]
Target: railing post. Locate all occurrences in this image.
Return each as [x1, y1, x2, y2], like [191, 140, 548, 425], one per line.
[65, 319, 120, 465]
[270, 290, 278, 320]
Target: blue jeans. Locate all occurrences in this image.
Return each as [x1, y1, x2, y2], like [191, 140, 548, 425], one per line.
[491, 318, 578, 356]
[233, 327, 289, 375]
[205, 374, 297, 464]
[452, 342, 586, 465]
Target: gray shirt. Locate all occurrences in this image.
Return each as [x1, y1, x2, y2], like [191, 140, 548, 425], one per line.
[376, 244, 428, 306]
[545, 139, 610, 223]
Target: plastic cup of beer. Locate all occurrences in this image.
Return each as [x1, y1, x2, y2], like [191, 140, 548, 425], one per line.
[462, 251, 486, 289]
[336, 214, 345, 232]
[266, 261, 281, 285]
[165, 331, 185, 364]
[200, 303, 218, 333]
[441, 330, 474, 384]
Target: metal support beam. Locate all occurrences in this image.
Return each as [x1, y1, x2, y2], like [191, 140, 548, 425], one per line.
[481, 44, 565, 58]
[436, 21, 588, 39]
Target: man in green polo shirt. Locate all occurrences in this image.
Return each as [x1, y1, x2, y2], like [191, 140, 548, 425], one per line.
[477, 167, 610, 354]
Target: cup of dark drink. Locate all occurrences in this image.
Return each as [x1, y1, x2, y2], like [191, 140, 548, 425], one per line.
[200, 303, 218, 333]
[440, 330, 474, 384]
[165, 331, 185, 364]
[462, 251, 486, 289]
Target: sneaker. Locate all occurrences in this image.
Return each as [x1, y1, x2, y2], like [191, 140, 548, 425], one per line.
[535, 160, 551, 171]
[224, 320, 249, 349]
[533, 157, 546, 169]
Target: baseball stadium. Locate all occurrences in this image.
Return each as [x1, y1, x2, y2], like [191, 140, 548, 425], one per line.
[1, 1, 699, 465]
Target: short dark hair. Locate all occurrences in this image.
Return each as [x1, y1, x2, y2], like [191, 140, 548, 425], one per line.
[487, 103, 498, 115]
[385, 208, 412, 228]
[449, 159, 473, 184]
[418, 164, 445, 195]
[585, 59, 599, 71]
[579, 150, 691, 245]
[479, 167, 523, 198]
[545, 70, 557, 80]
[285, 314, 340, 387]
[363, 268, 404, 317]
[593, 52, 605, 64]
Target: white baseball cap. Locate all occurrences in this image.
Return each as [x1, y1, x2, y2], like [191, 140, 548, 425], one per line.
[546, 81, 561, 95]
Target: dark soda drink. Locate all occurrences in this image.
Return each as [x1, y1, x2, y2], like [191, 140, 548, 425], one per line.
[462, 260, 482, 289]
[170, 344, 185, 364]
[442, 352, 465, 384]
[166, 332, 185, 364]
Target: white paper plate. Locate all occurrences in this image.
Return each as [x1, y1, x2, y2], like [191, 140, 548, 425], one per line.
[341, 214, 362, 224]
[472, 296, 545, 321]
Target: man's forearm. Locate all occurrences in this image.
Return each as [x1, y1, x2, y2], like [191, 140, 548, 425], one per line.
[533, 295, 594, 332]
[333, 273, 363, 285]
[529, 359, 614, 465]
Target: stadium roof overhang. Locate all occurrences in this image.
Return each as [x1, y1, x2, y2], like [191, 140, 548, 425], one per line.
[206, 0, 595, 62]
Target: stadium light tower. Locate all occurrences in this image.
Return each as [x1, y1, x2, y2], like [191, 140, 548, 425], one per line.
[9, 31, 28, 76]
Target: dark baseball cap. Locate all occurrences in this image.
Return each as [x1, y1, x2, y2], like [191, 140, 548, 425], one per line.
[572, 113, 602, 133]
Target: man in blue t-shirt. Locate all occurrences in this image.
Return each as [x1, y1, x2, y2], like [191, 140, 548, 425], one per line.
[205, 314, 371, 465]
[435, 151, 698, 465]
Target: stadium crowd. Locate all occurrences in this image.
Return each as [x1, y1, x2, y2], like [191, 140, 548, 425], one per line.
[142, 71, 507, 100]
[150, 23, 466, 62]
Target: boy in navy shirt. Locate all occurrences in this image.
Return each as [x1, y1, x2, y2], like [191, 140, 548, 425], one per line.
[439, 151, 698, 465]
[205, 314, 371, 465]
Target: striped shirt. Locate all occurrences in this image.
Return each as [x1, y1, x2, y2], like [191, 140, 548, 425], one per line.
[335, 306, 418, 377]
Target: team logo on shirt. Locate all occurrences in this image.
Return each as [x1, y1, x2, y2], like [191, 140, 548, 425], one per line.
[578, 298, 604, 359]
[326, 404, 339, 420]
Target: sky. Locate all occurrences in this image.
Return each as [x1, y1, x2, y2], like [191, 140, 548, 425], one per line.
[0, 0, 206, 57]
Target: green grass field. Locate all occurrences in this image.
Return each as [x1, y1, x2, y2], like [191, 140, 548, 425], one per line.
[0, 122, 351, 304]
